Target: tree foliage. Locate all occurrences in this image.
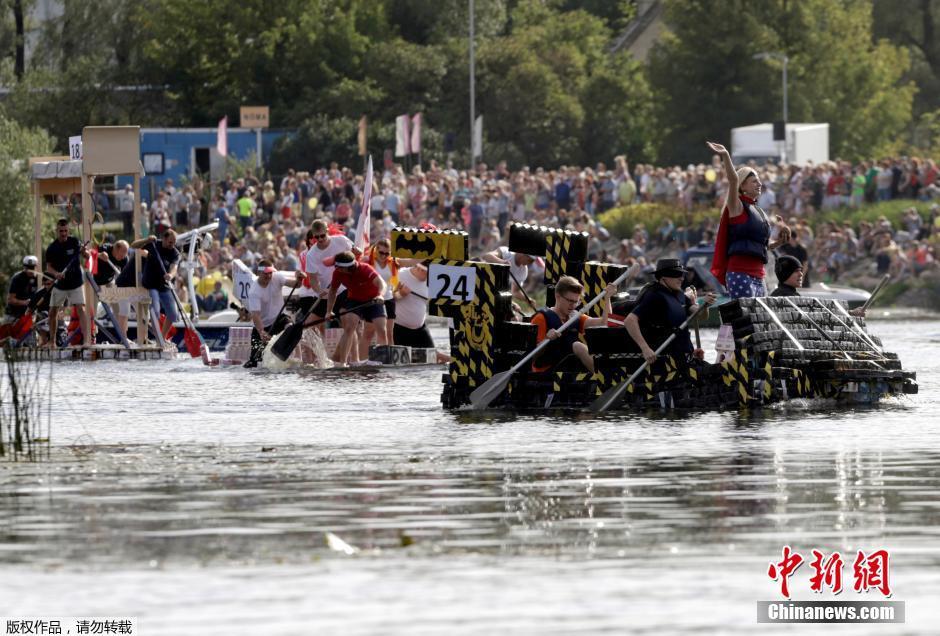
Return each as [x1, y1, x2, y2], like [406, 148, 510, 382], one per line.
[0, 110, 55, 286]
[649, 0, 915, 163]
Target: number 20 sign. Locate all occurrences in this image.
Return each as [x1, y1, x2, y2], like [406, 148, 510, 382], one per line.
[429, 264, 476, 302]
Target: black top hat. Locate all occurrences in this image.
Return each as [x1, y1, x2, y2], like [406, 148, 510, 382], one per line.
[653, 258, 687, 277]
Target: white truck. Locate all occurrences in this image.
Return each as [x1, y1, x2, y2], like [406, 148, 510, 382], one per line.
[731, 123, 829, 165]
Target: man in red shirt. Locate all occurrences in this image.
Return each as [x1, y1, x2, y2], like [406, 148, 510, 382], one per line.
[325, 251, 387, 366]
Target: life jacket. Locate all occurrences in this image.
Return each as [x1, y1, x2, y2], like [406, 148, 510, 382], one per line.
[727, 196, 770, 263]
[536, 307, 580, 349]
[298, 248, 312, 289]
[363, 245, 399, 289]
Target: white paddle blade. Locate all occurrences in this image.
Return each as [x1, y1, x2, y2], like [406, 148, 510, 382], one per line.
[468, 370, 514, 410]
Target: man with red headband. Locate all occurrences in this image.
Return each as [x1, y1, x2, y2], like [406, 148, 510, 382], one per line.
[325, 250, 387, 366]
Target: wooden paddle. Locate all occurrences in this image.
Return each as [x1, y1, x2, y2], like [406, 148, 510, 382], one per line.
[271, 298, 384, 361]
[469, 263, 640, 410]
[589, 302, 707, 413]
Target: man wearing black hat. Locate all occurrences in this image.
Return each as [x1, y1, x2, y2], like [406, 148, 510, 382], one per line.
[771, 255, 803, 297]
[625, 258, 716, 364]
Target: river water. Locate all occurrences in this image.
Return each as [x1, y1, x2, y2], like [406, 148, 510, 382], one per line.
[1, 320, 939, 634]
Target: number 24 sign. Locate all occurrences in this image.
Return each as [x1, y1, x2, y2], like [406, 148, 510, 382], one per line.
[429, 264, 476, 302]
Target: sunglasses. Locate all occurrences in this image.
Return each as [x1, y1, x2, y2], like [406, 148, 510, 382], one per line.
[377, 250, 390, 256]
[313, 233, 327, 239]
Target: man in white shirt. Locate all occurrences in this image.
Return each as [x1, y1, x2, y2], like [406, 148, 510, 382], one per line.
[481, 245, 535, 310]
[244, 259, 305, 368]
[303, 219, 356, 322]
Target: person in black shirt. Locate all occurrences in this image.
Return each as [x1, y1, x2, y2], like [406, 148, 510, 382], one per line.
[771, 256, 803, 297]
[5, 256, 40, 319]
[45, 219, 90, 347]
[92, 240, 130, 287]
[625, 258, 715, 363]
[131, 230, 180, 340]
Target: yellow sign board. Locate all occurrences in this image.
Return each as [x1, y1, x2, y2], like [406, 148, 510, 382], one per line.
[240, 106, 270, 129]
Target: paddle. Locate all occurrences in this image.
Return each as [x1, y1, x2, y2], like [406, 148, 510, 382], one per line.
[507, 269, 537, 315]
[469, 263, 640, 410]
[860, 274, 890, 312]
[782, 297, 852, 362]
[147, 237, 215, 364]
[82, 268, 131, 348]
[589, 301, 707, 413]
[271, 297, 384, 361]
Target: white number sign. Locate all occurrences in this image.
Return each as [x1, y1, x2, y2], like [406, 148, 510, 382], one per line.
[68, 135, 83, 160]
[232, 259, 256, 304]
[429, 264, 476, 302]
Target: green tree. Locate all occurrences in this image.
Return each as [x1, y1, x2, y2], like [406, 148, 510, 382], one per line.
[0, 110, 55, 286]
[649, 0, 915, 163]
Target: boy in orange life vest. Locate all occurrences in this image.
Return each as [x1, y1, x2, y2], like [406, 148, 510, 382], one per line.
[530, 275, 615, 373]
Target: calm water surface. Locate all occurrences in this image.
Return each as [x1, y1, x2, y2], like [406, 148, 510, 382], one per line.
[1, 321, 939, 634]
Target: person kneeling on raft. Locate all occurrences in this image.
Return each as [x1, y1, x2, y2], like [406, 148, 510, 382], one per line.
[530, 275, 614, 374]
[625, 258, 716, 364]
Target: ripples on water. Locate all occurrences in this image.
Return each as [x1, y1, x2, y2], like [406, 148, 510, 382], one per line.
[1, 321, 939, 634]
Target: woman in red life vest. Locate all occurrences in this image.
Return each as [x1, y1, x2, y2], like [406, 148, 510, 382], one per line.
[707, 141, 790, 298]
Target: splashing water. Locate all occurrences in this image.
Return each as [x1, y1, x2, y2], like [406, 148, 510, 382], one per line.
[261, 330, 334, 370]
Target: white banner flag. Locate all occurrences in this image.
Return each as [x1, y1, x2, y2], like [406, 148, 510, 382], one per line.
[472, 115, 483, 160]
[216, 116, 228, 157]
[395, 114, 411, 157]
[355, 156, 373, 253]
[410, 113, 422, 155]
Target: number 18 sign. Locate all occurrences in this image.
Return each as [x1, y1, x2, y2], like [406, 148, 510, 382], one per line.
[429, 264, 476, 302]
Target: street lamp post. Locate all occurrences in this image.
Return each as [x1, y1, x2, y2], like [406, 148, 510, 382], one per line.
[469, 0, 476, 168]
[754, 52, 789, 163]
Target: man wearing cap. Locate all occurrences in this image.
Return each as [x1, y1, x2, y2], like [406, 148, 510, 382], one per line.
[324, 251, 387, 367]
[244, 259, 306, 368]
[5, 256, 40, 321]
[46, 219, 91, 347]
[771, 256, 804, 297]
[706, 141, 790, 298]
[625, 258, 716, 364]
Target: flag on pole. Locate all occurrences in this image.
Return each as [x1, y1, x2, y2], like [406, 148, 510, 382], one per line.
[216, 116, 228, 157]
[472, 115, 483, 160]
[410, 113, 422, 155]
[395, 114, 411, 157]
[355, 155, 373, 253]
[358, 116, 368, 157]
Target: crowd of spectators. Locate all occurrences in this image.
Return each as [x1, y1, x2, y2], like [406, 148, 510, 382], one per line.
[109, 153, 940, 312]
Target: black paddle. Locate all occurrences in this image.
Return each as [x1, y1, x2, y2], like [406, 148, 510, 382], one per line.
[271, 298, 383, 361]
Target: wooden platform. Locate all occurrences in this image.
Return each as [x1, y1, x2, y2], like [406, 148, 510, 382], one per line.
[3, 344, 177, 362]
